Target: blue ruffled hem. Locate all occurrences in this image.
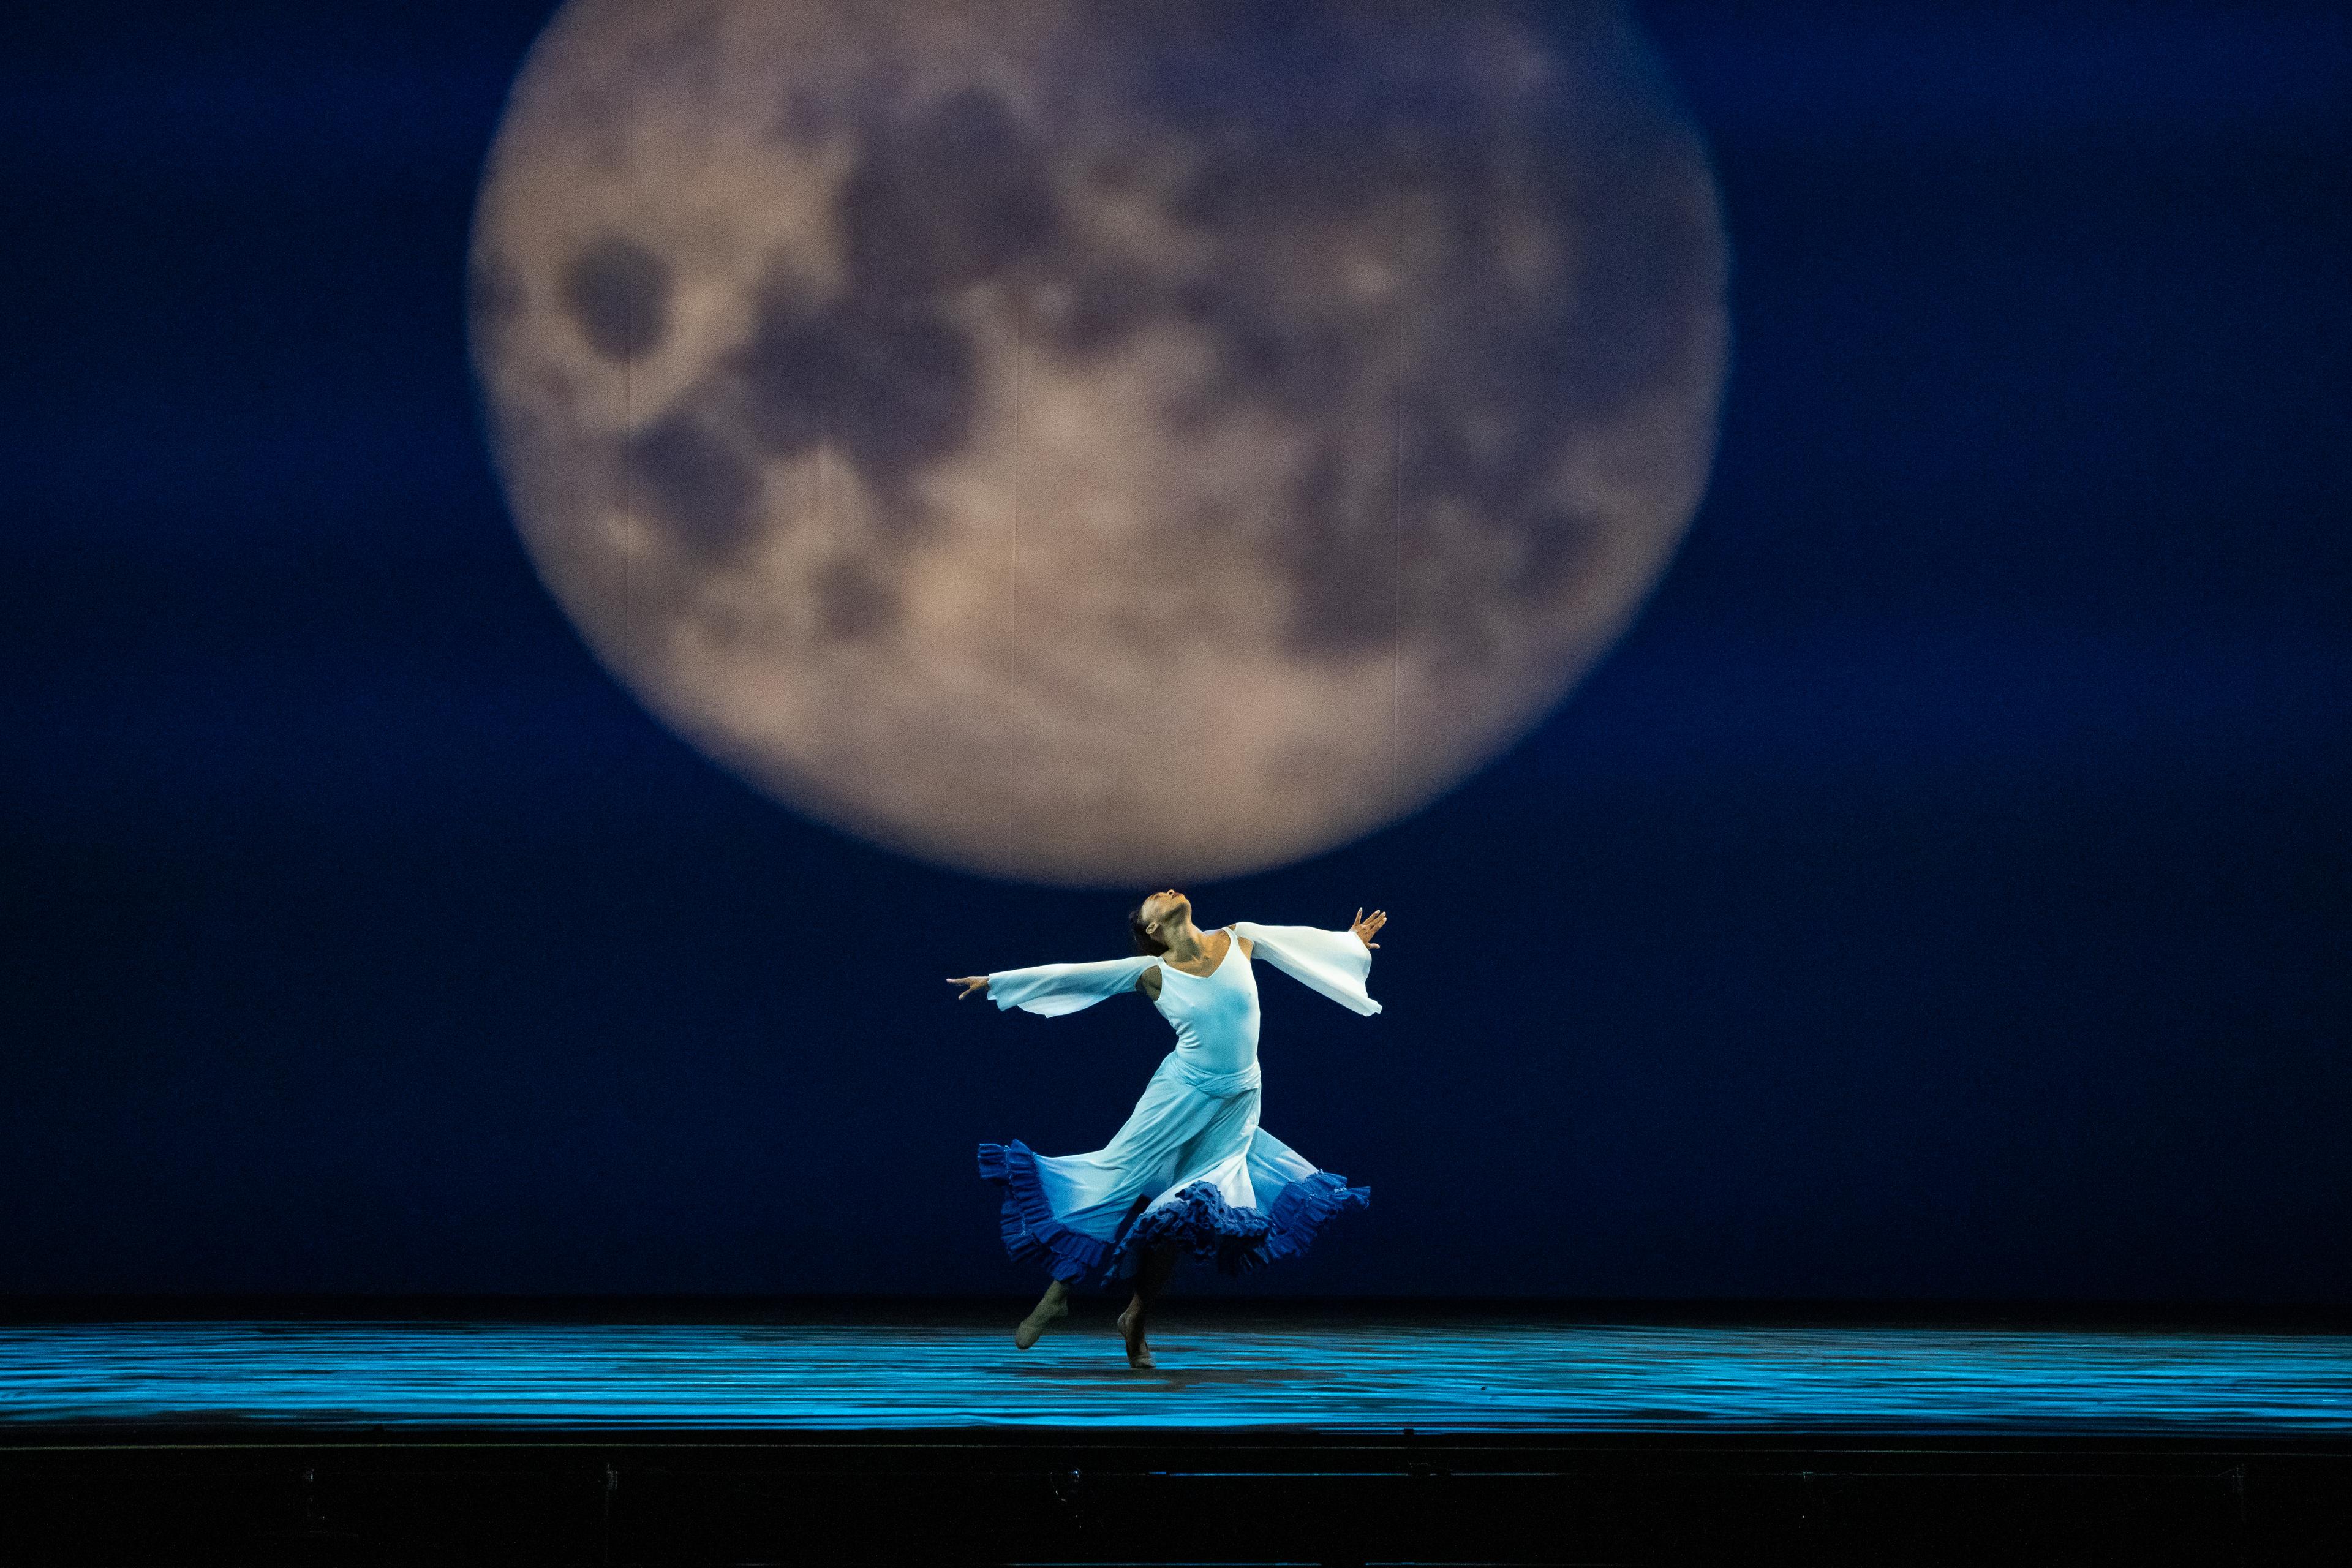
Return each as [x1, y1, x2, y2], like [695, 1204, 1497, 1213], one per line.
[977, 1140, 1121, 1287]
[1123, 1180, 1273, 1273]
[978, 1141, 1370, 1286]
[1259, 1170, 1374, 1267]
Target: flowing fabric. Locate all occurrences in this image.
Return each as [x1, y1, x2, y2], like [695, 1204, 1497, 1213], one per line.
[977, 922, 1375, 1286]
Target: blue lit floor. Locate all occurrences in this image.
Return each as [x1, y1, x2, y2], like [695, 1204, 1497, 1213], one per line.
[2, 1319, 2346, 1434]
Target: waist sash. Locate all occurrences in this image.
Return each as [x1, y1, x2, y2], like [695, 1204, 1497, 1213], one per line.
[1167, 1054, 1261, 1097]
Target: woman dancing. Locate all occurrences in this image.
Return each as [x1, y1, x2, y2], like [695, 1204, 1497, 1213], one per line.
[949, 890, 1385, 1370]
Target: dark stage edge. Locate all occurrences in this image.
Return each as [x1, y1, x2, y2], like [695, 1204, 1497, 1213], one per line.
[6, 1427, 2350, 1567]
[4, 1302, 2348, 1565]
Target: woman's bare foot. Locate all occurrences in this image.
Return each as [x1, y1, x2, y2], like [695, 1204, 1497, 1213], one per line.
[1115, 1298, 1155, 1370]
[1014, 1281, 1069, 1349]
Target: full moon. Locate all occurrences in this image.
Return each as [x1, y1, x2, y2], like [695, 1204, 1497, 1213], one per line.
[469, 0, 1728, 885]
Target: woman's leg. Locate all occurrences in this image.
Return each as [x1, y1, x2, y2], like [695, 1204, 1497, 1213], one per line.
[1014, 1277, 1070, 1349]
[1115, 1245, 1180, 1369]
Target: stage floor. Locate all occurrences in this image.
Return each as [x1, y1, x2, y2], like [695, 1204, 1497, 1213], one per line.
[5, 1315, 2347, 1434]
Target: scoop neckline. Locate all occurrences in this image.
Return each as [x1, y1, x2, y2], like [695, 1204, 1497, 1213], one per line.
[1159, 927, 1238, 980]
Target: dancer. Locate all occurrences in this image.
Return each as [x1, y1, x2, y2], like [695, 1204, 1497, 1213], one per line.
[950, 891, 1385, 1370]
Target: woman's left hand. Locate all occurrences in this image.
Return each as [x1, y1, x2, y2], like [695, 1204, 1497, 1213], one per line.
[1351, 907, 1387, 948]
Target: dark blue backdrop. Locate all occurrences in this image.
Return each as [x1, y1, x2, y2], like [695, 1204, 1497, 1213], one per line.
[4, 1, 2345, 1300]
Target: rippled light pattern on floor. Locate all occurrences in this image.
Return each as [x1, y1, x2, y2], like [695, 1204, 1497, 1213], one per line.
[3, 1321, 2347, 1434]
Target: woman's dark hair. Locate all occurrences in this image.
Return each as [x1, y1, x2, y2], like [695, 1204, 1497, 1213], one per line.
[1127, 902, 1168, 957]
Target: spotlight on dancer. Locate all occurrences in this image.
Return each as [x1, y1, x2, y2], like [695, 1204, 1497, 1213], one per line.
[951, 894, 1385, 1370]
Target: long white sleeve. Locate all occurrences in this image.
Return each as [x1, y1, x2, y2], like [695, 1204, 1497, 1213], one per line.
[987, 954, 1157, 1017]
[1231, 921, 1382, 1016]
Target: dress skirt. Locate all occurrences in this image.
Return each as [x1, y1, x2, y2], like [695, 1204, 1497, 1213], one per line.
[978, 1052, 1370, 1287]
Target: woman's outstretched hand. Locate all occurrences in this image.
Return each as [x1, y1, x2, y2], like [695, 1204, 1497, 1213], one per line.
[948, 975, 990, 1001]
[1351, 908, 1387, 949]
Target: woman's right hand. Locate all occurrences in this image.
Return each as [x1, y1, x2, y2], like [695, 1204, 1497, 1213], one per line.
[947, 975, 990, 1001]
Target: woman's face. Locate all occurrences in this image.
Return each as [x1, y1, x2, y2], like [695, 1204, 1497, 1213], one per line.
[1139, 889, 1188, 932]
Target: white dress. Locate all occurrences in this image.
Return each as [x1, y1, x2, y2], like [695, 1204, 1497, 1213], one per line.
[976, 921, 1378, 1285]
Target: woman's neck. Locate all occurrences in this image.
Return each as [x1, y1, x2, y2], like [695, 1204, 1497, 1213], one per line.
[1158, 917, 1210, 963]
